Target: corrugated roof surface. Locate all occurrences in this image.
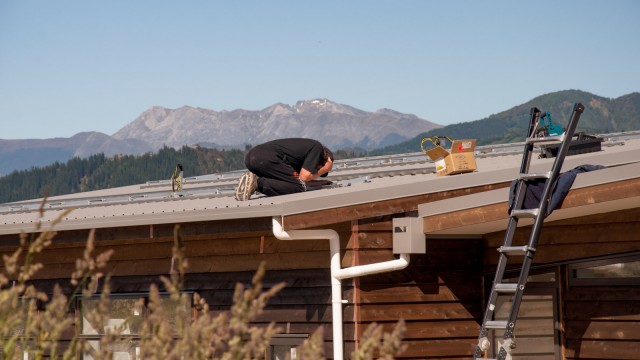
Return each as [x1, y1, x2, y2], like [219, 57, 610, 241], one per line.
[1, 132, 639, 235]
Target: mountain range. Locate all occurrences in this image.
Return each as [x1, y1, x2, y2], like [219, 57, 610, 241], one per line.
[0, 99, 439, 175]
[2, 90, 639, 176]
[374, 90, 640, 155]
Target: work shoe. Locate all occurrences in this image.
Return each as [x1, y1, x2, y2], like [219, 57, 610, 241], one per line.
[234, 172, 258, 201]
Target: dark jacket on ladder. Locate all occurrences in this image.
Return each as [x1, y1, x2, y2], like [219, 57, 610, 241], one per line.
[508, 164, 605, 217]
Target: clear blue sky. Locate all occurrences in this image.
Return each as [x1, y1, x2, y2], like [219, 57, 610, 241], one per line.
[1, 0, 638, 140]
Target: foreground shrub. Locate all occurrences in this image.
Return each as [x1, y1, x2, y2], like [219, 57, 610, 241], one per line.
[1, 202, 405, 359]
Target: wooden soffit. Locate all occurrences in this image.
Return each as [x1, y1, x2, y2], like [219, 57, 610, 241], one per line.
[419, 161, 640, 236]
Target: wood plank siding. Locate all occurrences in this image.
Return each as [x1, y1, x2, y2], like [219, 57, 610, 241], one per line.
[353, 215, 483, 359]
[482, 207, 640, 360]
[1, 202, 637, 358]
[563, 280, 640, 359]
[0, 212, 487, 359]
[1, 219, 353, 358]
[483, 207, 640, 268]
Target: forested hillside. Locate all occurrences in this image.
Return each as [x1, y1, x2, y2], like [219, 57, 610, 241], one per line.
[2, 90, 638, 203]
[373, 90, 640, 155]
[0, 145, 361, 203]
[0, 146, 246, 203]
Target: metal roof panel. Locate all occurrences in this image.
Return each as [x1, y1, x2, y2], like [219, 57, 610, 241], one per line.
[1, 135, 639, 236]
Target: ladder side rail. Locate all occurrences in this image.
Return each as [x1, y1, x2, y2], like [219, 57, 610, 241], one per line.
[476, 216, 519, 357]
[482, 173, 530, 321]
[500, 105, 543, 249]
[488, 106, 543, 312]
[475, 184, 528, 359]
[488, 177, 539, 359]
[495, 103, 585, 360]
[502, 106, 542, 247]
[498, 252, 535, 359]
[481, 106, 542, 328]
[527, 102, 585, 247]
[473, 107, 543, 359]
[519, 107, 542, 175]
[479, 218, 516, 326]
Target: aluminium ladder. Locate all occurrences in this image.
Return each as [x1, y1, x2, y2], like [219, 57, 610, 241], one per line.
[473, 103, 585, 360]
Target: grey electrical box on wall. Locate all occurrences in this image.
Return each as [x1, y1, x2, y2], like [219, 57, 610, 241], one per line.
[392, 217, 425, 254]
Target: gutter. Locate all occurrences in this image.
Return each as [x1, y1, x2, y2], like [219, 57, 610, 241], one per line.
[272, 216, 411, 360]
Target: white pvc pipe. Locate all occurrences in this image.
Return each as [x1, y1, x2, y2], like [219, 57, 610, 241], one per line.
[272, 216, 410, 360]
[334, 253, 410, 280]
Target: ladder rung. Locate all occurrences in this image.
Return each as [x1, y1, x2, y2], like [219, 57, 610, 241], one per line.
[485, 320, 508, 329]
[519, 171, 551, 180]
[494, 283, 518, 293]
[499, 245, 535, 254]
[511, 209, 539, 218]
[526, 134, 565, 144]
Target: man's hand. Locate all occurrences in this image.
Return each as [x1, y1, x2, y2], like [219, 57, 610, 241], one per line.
[318, 157, 333, 176]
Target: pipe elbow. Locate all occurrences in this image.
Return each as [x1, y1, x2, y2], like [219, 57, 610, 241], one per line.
[335, 253, 410, 280]
[272, 216, 339, 242]
[272, 216, 291, 240]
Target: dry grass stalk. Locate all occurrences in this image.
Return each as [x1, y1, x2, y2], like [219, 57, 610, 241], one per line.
[1, 202, 406, 359]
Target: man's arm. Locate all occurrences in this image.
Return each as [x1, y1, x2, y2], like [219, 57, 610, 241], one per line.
[299, 157, 333, 182]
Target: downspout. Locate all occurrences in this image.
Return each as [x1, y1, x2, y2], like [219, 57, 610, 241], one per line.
[272, 216, 410, 360]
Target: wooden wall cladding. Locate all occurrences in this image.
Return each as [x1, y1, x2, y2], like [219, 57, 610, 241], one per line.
[482, 207, 640, 360]
[0, 226, 352, 280]
[564, 286, 640, 360]
[483, 207, 640, 267]
[2, 213, 488, 359]
[1, 221, 354, 359]
[18, 267, 346, 359]
[352, 216, 483, 359]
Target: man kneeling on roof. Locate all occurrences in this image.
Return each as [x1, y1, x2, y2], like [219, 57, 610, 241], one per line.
[235, 138, 334, 201]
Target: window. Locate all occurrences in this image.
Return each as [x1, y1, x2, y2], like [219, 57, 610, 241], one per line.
[7, 298, 43, 360]
[486, 270, 561, 360]
[77, 292, 191, 360]
[569, 253, 640, 286]
[267, 334, 308, 360]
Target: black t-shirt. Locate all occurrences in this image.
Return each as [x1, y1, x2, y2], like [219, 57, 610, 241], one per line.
[260, 138, 327, 175]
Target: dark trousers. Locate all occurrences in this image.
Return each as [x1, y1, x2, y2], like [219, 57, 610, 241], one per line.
[245, 147, 305, 196]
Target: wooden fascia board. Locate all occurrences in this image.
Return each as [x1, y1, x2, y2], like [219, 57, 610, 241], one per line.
[423, 202, 508, 234]
[281, 182, 510, 230]
[422, 177, 640, 235]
